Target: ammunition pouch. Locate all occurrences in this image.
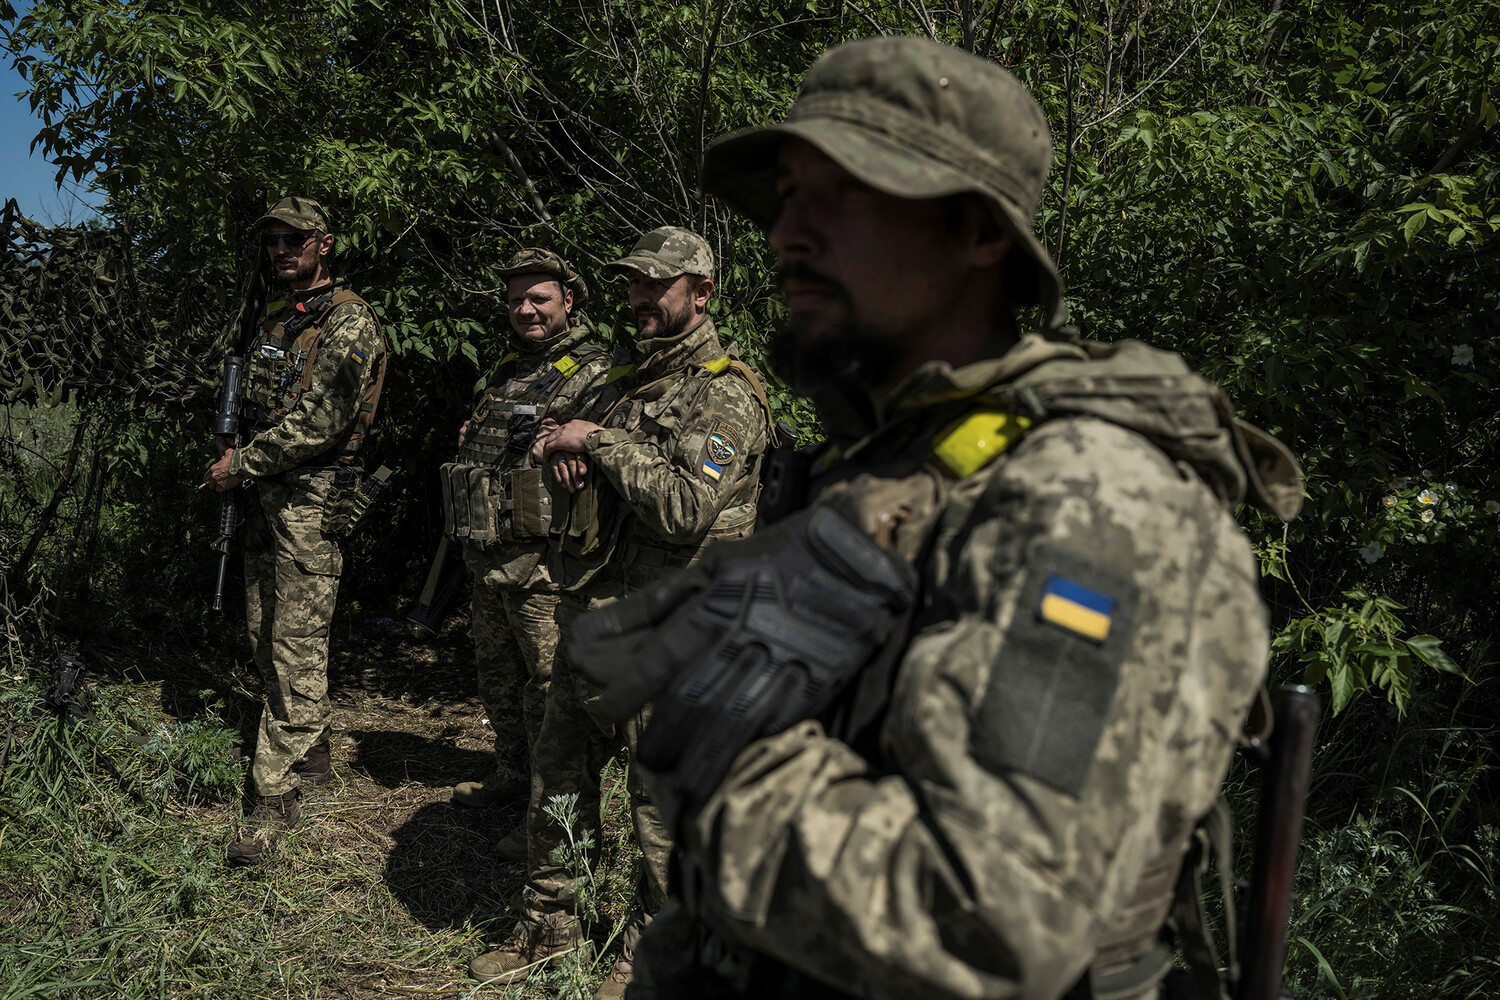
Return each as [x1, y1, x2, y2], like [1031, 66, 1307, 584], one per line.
[321, 465, 394, 539]
[441, 462, 558, 549]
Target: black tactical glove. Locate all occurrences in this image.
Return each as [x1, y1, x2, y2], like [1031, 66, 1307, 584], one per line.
[566, 505, 917, 822]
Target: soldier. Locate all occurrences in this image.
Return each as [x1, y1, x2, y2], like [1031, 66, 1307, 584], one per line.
[564, 38, 1305, 999]
[443, 249, 620, 866]
[204, 196, 389, 865]
[465, 227, 772, 997]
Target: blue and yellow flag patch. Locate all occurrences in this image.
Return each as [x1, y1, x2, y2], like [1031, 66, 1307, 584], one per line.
[349, 347, 367, 365]
[701, 458, 723, 481]
[1038, 574, 1115, 642]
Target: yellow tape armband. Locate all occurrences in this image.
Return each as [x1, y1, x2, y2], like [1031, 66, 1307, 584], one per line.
[702, 356, 732, 376]
[552, 354, 581, 378]
[931, 409, 1032, 479]
[606, 363, 637, 384]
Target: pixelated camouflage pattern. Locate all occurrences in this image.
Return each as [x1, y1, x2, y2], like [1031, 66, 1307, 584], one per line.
[603, 226, 715, 282]
[458, 313, 619, 590]
[255, 195, 333, 233]
[579, 315, 768, 584]
[634, 335, 1301, 999]
[495, 247, 590, 305]
[520, 591, 672, 933]
[465, 548, 561, 786]
[242, 471, 342, 798]
[702, 35, 1065, 327]
[229, 284, 387, 478]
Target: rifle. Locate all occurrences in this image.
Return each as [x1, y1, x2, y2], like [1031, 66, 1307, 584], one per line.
[1237, 684, 1320, 1000]
[406, 535, 469, 637]
[208, 272, 266, 611]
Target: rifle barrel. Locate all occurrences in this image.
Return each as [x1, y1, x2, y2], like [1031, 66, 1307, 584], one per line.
[1237, 684, 1320, 1000]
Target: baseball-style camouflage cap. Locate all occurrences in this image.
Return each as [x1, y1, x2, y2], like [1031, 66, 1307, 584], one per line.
[496, 247, 590, 305]
[702, 36, 1064, 327]
[603, 226, 715, 282]
[255, 196, 333, 233]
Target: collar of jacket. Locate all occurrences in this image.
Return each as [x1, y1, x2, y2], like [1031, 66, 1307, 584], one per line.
[513, 309, 601, 357]
[634, 314, 721, 380]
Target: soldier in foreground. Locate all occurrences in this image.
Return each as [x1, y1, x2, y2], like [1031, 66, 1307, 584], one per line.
[565, 38, 1304, 999]
[442, 251, 619, 865]
[466, 228, 772, 998]
[204, 197, 388, 864]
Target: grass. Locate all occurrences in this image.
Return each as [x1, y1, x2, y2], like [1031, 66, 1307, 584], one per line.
[0, 611, 642, 999]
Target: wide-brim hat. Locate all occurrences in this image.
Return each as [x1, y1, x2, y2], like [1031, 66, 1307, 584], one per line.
[703, 36, 1065, 327]
[255, 196, 333, 233]
[496, 247, 590, 305]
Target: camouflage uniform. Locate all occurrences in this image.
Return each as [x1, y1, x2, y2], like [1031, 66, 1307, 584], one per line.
[563, 40, 1305, 1000]
[481, 229, 772, 983]
[445, 250, 620, 798]
[230, 200, 388, 802]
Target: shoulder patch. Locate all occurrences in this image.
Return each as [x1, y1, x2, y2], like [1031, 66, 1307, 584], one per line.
[699, 420, 742, 483]
[970, 543, 1139, 797]
[349, 347, 368, 365]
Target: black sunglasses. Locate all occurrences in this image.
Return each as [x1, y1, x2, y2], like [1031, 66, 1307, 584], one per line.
[262, 231, 315, 250]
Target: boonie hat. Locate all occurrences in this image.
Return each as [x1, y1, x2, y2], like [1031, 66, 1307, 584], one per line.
[255, 196, 333, 233]
[496, 247, 590, 305]
[702, 36, 1064, 327]
[604, 227, 715, 283]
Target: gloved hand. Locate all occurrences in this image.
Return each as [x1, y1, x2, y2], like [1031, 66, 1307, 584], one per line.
[566, 505, 917, 822]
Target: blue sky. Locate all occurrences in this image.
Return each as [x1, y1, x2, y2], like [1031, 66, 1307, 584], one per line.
[2, 1, 104, 224]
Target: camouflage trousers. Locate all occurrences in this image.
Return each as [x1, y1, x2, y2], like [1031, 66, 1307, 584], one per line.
[464, 545, 560, 786]
[520, 585, 672, 942]
[242, 470, 342, 798]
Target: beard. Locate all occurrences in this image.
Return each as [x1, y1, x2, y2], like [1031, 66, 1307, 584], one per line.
[277, 255, 321, 284]
[770, 266, 903, 397]
[636, 302, 691, 343]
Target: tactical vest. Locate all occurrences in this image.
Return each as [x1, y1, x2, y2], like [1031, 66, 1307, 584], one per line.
[442, 347, 609, 549]
[243, 286, 386, 462]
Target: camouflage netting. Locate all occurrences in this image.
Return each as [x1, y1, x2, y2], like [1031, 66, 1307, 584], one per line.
[0, 198, 224, 405]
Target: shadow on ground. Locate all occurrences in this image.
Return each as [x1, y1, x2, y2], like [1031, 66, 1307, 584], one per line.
[384, 797, 529, 933]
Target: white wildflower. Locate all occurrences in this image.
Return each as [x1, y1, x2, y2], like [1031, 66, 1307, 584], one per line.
[1420, 509, 1436, 523]
[1391, 478, 1411, 491]
[1358, 541, 1385, 564]
[1418, 489, 1439, 505]
[1451, 344, 1474, 366]
[1486, 500, 1500, 514]
[1382, 495, 1398, 508]
[1444, 481, 1458, 494]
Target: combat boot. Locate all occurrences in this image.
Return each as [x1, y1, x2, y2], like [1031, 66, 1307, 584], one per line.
[451, 765, 527, 807]
[294, 741, 333, 786]
[468, 917, 581, 985]
[493, 823, 528, 861]
[593, 955, 632, 999]
[227, 789, 301, 865]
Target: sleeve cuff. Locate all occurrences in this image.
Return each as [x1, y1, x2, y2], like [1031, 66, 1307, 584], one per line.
[585, 428, 632, 453]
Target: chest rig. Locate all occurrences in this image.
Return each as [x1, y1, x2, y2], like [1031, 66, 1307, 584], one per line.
[442, 348, 606, 549]
[243, 287, 386, 462]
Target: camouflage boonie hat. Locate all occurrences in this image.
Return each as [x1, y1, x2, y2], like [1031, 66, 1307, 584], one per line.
[496, 247, 590, 305]
[702, 36, 1064, 327]
[255, 196, 333, 233]
[603, 226, 715, 282]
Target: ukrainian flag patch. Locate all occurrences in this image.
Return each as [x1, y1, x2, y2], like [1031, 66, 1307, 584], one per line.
[1038, 574, 1114, 642]
[350, 347, 367, 365]
[701, 458, 723, 481]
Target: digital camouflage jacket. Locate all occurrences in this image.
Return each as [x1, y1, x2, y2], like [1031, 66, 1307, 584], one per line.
[229, 280, 387, 479]
[641, 332, 1302, 1000]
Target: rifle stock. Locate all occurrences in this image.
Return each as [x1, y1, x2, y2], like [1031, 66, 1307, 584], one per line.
[1237, 684, 1320, 1000]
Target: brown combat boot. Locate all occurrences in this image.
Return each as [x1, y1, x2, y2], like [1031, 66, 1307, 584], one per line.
[593, 955, 632, 999]
[468, 917, 581, 985]
[493, 823, 528, 862]
[451, 765, 527, 807]
[227, 789, 301, 865]
[294, 741, 333, 786]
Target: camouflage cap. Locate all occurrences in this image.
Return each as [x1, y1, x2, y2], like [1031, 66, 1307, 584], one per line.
[603, 226, 715, 282]
[702, 36, 1064, 327]
[255, 196, 333, 233]
[496, 247, 590, 305]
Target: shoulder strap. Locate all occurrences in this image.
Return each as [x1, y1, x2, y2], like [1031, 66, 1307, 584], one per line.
[700, 356, 781, 447]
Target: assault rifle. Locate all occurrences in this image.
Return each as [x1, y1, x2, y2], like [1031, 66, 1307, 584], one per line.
[407, 536, 468, 637]
[208, 273, 266, 611]
[1237, 684, 1320, 1000]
